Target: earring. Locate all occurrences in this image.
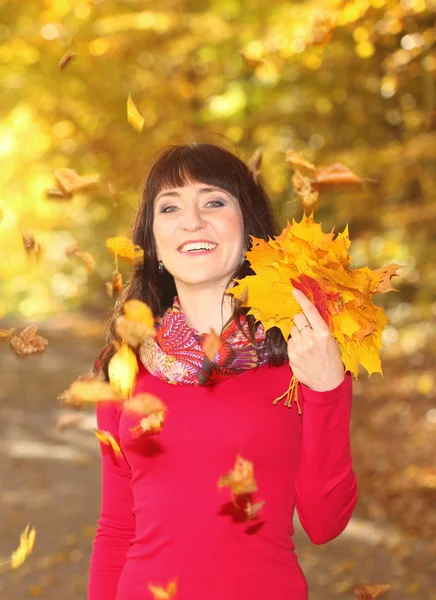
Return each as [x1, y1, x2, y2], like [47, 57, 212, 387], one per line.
[158, 259, 164, 274]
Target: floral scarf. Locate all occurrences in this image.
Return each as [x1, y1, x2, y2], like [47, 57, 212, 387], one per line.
[139, 297, 270, 386]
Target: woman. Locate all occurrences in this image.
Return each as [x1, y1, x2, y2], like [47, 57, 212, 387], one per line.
[88, 143, 358, 600]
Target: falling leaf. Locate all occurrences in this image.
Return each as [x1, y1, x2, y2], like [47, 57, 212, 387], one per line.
[127, 93, 145, 132]
[106, 236, 144, 265]
[9, 325, 48, 356]
[285, 150, 316, 175]
[46, 186, 71, 200]
[0, 526, 36, 572]
[355, 583, 391, 599]
[56, 412, 85, 429]
[204, 328, 222, 361]
[124, 392, 166, 416]
[59, 49, 77, 70]
[225, 212, 405, 408]
[129, 411, 166, 437]
[0, 328, 15, 341]
[22, 231, 42, 260]
[244, 499, 265, 521]
[218, 455, 258, 496]
[106, 270, 123, 297]
[94, 429, 122, 455]
[108, 342, 139, 398]
[115, 300, 156, 347]
[247, 147, 263, 183]
[65, 241, 95, 274]
[58, 376, 122, 406]
[148, 579, 178, 599]
[53, 168, 100, 196]
[313, 163, 365, 191]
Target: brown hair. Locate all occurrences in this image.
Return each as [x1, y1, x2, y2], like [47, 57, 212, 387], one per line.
[94, 142, 288, 380]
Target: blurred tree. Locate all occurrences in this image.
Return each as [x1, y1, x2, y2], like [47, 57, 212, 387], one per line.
[0, 0, 435, 319]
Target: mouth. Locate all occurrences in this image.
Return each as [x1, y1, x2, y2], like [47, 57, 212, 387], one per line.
[178, 242, 218, 254]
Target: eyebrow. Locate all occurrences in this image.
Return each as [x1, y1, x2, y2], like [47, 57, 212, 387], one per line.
[155, 186, 226, 203]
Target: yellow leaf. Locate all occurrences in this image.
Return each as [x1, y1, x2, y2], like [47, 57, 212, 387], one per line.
[0, 525, 36, 571]
[226, 212, 404, 385]
[58, 376, 122, 405]
[148, 579, 178, 599]
[106, 236, 144, 263]
[123, 300, 155, 327]
[218, 454, 258, 496]
[108, 342, 139, 398]
[127, 93, 145, 132]
[94, 429, 122, 455]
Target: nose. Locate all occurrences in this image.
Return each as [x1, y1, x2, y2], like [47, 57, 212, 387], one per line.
[180, 204, 207, 232]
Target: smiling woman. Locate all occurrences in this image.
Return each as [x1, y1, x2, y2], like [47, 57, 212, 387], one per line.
[88, 143, 357, 600]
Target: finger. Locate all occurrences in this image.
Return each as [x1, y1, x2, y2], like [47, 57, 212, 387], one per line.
[292, 289, 330, 333]
[293, 312, 310, 330]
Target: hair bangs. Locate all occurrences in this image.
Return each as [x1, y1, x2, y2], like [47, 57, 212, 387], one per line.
[146, 144, 246, 205]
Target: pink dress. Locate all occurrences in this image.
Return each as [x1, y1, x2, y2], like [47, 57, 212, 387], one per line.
[88, 360, 357, 599]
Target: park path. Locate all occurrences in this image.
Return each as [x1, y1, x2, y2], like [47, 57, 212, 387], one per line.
[0, 314, 434, 599]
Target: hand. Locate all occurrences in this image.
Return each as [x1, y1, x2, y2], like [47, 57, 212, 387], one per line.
[288, 289, 346, 392]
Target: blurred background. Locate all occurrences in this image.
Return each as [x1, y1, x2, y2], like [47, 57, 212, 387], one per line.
[0, 0, 435, 598]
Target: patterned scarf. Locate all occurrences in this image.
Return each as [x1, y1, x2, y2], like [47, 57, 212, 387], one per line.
[139, 296, 270, 386]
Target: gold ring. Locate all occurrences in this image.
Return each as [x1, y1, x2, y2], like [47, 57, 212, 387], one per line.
[298, 324, 310, 333]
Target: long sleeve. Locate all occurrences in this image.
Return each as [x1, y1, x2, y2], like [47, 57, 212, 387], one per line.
[88, 401, 136, 600]
[294, 370, 358, 545]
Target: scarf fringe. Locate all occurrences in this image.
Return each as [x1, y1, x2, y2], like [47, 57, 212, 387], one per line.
[272, 375, 302, 414]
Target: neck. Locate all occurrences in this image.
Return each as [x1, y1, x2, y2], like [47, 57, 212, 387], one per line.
[174, 282, 236, 335]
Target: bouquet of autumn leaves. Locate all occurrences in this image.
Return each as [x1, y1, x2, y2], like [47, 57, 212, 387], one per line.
[226, 211, 404, 408]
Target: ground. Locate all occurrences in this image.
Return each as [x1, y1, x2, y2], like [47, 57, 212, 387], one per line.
[0, 312, 434, 599]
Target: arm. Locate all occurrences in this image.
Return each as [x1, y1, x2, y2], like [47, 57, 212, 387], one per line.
[88, 401, 136, 600]
[294, 370, 358, 545]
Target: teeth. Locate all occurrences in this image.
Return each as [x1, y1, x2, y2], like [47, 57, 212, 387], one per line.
[180, 242, 217, 252]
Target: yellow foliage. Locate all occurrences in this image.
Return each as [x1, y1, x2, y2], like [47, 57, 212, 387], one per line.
[226, 212, 404, 380]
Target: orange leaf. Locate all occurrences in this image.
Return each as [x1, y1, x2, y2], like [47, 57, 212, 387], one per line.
[129, 412, 166, 437]
[94, 429, 122, 455]
[54, 168, 100, 195]
[106, 236, 144, 264]
[59, 49, 77, 70]
[127, 94, 145, 132]
[124, 393, 166, 416]
[355, 584, 391, 599]
[58, 376, 122, 405]
[244, 499, 265, 521]
[148, 579, 178, 599]
[218, 455, 258, 496]
[9, 325, 48, 356]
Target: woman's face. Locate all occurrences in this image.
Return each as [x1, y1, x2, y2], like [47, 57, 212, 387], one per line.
[152, 182, 245, 289]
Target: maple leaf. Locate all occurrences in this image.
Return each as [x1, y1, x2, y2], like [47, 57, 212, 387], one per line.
[127, 93, 145, 132]
[225, 212, 405, 409]
[9, 325, 48, 356]
[58, 376, 122, 405]
[53, 168, 100, 195]
[148, 579, 178, 599]
[115, 299, 156, 348]
[355, 583, 391, 599]
[124, 392, 166, 416]
[218, 455, 258, 497]
[0, 525, 36, 572]
[106, 236, 144, 265]
[108, 342, 139, 398]
[129, 411, 166, 438]
[94, 429, 122, 455]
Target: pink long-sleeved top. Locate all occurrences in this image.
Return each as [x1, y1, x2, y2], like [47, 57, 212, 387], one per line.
[88, 360, 357, 600]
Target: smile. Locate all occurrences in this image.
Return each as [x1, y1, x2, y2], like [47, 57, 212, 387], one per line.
[179, 242, 218, 253]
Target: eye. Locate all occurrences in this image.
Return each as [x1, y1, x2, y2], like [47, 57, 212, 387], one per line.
[206, 199, 225, 207]
[160, 205, 178, 214]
